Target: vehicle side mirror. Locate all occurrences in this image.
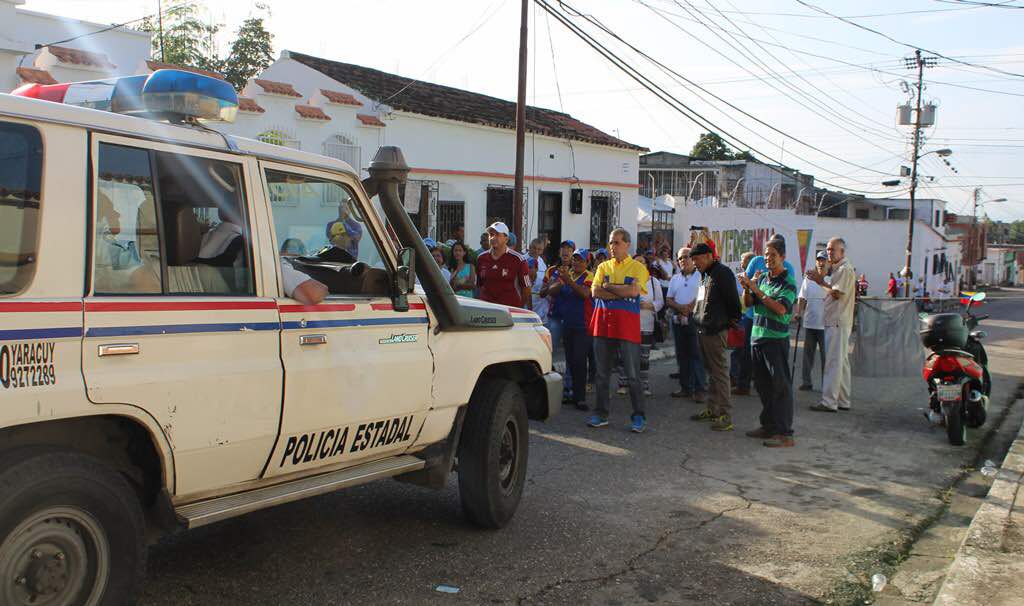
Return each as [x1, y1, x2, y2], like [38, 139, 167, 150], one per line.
[392, 247, 415, 312]
[970, 292, 987, 303]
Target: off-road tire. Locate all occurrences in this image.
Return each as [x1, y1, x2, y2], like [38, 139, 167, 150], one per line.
[457, 378, 529, 529]
[0, 447, 146, 606]
[945, 404, 966, 446]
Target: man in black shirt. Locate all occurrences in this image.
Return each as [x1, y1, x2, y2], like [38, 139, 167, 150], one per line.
[689, 242, 742, 432]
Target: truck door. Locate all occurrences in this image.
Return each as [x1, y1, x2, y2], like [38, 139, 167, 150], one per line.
[258, 163, 432, 478]
[82, 137, 282, 498]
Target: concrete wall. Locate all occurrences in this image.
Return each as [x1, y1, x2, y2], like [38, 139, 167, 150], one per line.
[0, 2, 151, 92]
[216, 54, 640, 250]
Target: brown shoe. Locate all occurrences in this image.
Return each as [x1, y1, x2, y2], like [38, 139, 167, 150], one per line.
[731, 387, 750, 396]
[745, 427, 772, 439]
[763, 435, 795, 448]
[693, 391, 708, 403]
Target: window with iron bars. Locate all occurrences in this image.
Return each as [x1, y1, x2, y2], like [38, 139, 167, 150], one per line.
[437, 201, 464, 243]
[322, 134, 361, 172]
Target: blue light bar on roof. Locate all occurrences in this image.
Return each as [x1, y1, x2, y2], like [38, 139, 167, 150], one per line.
[142, 69, 238, 123]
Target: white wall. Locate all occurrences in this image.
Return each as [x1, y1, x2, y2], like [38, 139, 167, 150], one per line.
[819, 217, 957, 298]
[216, 54, 640, 251]
[0, 2, 151, 92]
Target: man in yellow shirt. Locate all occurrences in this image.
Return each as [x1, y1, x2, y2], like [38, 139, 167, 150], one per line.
[587, 228, 650, 433]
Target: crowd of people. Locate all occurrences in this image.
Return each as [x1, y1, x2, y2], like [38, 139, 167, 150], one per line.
[418, 222, 861, 448]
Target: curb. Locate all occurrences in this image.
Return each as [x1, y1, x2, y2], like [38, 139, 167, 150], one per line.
[933, 399, 1024, 605]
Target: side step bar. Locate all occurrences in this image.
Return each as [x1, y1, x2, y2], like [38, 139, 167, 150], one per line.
[175, 455, 425, 528]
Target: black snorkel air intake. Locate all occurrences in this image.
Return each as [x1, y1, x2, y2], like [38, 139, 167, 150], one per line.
[363, 146, 513, 331]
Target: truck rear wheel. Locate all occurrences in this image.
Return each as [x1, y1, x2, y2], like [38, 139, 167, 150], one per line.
[0, 448, 146, 606]
[458, 378, 529, 529]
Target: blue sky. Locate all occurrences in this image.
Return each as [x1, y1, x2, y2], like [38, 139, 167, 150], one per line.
[28, 0, 1024, 220]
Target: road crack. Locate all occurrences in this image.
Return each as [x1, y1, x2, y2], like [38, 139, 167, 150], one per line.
[515, 453, 753, 604]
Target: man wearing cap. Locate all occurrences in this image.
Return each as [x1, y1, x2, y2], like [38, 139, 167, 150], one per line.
[476, 222, 531, 309]
[808, 238, 856, 412]
[689, 241, 742, 432]
[795, 251, 829, 391]
[528, 238, 549, 322]
[547, 248, 594, 410]
[588, 228, 650, 433]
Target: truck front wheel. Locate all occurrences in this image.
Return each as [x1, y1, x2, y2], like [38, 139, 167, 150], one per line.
[0, 448, 146, 606]
[458, 378, 529, 529]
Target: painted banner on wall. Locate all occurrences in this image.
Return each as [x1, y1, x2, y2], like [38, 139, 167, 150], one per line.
[674, 206, 818, 273]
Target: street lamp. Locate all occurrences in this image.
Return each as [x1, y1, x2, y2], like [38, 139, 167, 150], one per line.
[891, 148, 953, 296]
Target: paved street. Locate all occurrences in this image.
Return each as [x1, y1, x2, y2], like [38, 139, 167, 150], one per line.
[141, 291, 1024, 606]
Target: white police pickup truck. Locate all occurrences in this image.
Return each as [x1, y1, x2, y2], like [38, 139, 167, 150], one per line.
[0, 70, 559, 605]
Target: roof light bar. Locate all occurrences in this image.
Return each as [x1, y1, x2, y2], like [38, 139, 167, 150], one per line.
[10, 69, 238, 123]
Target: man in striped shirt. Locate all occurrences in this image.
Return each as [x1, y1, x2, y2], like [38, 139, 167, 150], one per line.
[738, 238, 797, 448]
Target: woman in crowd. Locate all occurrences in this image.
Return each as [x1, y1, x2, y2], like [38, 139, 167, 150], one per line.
[431, 246, 451, 283]
[449, 241, 475, 298]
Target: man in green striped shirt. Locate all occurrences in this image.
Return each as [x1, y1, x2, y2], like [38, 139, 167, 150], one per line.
[738, 238, 797, 448]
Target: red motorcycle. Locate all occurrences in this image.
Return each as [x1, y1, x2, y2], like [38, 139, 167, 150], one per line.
[920, 292, 990, 446]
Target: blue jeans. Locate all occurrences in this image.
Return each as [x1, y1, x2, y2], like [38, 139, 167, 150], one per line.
[594, 336, 644, 419]
[673, 321, 706, 393]
[547, 316, 572, 396]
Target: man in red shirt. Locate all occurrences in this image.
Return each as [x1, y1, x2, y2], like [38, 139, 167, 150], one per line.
[476, 222, 532, 309]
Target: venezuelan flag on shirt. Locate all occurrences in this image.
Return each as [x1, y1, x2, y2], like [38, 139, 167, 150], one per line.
[589, 257, 649, 343]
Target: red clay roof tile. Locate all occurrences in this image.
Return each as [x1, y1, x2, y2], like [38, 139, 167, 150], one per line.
[295, 104, 331, 120]
[357, 113, 386, 127]
[320, 89, 362, 106]
[238, 97, 265, 113]
[253, 79, 302, 97]
[47, 45, 116, 70]
[16, 67, 57, 85]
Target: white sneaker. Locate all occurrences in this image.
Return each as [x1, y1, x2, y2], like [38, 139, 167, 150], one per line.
[616, 386, 627, 395]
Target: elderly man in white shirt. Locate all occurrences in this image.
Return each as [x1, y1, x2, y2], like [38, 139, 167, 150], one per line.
[807, 238, 857, 412]
[666, 246, 707, 402]
[795, 251, 828, 391]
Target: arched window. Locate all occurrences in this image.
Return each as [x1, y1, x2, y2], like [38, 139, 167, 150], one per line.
[257, 127, 301, 150]
[322, 133, 360, 170]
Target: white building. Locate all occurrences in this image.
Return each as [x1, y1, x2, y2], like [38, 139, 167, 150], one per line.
[215, 50, 645, 257]
[0, 0, 151, 93]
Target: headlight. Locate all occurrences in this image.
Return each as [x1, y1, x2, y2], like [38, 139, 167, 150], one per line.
[534, 325, 552, 353]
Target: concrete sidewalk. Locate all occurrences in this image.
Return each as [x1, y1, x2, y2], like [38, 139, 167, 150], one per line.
[933, 402, 1024, 606]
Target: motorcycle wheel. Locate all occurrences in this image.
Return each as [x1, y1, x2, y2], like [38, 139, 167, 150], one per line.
[945, 403, 966, 446]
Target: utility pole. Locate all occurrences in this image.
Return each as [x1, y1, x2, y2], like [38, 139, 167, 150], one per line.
[513, 0, 528, 249]
[902, 50, 936, 297]
[970, 187, 980, 289]
[157, 0, 166, 62]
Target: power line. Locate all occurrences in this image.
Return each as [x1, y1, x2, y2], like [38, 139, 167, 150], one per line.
[641, 0, 907, 147]
[560, 2, 896, 175]
[536, 0, 898, 195]
[795, 0, 1024, 79]
[31, 3, 194, 53]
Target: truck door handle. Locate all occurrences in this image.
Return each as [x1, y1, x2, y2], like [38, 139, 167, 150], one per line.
[98, 343, 140, 357]
[299, 334, 327, 346]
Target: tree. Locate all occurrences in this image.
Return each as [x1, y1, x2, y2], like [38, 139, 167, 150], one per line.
[222, 8, 274, 91]
[690, 132, 734, 161]
[140, 0, 223, 74]
[733, 150, 756, 161]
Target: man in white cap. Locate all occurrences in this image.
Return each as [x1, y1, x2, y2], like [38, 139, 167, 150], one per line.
[476, 222, 532, 309]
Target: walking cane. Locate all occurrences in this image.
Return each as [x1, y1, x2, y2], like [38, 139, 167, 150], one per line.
[791, 315, 803, 372]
